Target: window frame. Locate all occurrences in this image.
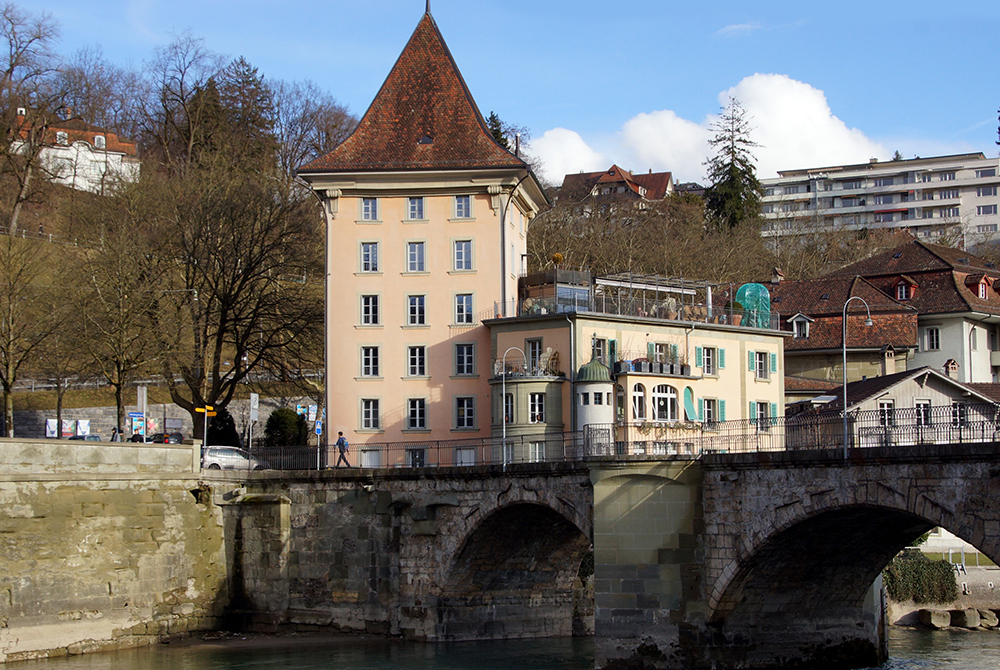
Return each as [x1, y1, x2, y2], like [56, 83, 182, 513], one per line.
[360, 241, 380, 273]
[454, 194, 472, 219]
[361, 197, 379, 221]
[406, 241, 426, 273]
[455, 396, 476, 429]
[407, 196, 425, 221]
[528, 393, 545, 423]
[361, 346, 380, 377]
[407, 295, 426, 326]
[454, 293, 474, 325]
[407, 398, 427, 430]
[455, 343, 475, 376]
[407, 345, 427, 377]
[453, 239, 473, 271]
[360, 294, 380, 326]
[925, 327, 940, 351]
[361, 398, 380, 430]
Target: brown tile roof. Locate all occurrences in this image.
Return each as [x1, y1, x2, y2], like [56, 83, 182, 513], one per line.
[15, 113, 137, 156]
[770, 276, 917, 351]
[784, 375, 840, 392]
[560, 165, 673, 200]
[298, 13, 524, 173]
[824, 238, 1000, 317]
[964, 383, 1000, 403]
[828, 238, 1000, 278]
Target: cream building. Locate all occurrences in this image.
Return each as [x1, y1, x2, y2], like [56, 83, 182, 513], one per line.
[297, 9, 546, 457]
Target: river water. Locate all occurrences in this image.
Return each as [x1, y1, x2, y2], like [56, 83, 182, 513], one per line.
[13, 627, 1000, 670]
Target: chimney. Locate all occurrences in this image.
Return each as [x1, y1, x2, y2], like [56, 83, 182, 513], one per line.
[943, 359, 959, 379]
[771, 268, 784, 285]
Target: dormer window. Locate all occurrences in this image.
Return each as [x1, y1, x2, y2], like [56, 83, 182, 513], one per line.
[56, 131, 68, 146]
[896, 283, 909, 301]
[94, 135, 106, 149]
[979, 283, 988, 300]
[790, 314, 813, 339]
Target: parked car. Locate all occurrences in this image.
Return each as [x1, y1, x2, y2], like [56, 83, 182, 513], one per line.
[148, 432, 184, 444]
[201, 446, 269, 471]
[68, 434, 102, 441]
[128, 433, 153, 443]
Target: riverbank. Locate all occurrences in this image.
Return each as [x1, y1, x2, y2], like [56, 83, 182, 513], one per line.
[889, 565, 1000, 627]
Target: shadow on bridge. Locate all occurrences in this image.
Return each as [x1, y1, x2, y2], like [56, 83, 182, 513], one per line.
[437, 502, 592, 640]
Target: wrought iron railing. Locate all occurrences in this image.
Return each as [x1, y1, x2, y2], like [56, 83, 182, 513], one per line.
[199, 404, 1000, 474]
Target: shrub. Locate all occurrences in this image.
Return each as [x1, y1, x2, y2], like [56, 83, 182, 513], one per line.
[883, 549, 958, 604]
[264, 407, 307, 446]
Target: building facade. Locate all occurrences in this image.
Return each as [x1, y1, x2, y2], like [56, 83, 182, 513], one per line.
[761, 153, 1000, 243]
[297, 10, 546, 451]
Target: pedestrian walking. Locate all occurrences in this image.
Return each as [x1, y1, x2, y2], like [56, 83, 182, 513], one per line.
[335, 431, 350, 468]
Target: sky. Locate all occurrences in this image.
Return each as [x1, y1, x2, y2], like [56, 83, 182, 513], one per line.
[18, 0, 1000, 185]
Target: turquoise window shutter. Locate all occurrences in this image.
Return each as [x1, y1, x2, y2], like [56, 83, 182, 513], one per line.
[647, 342, 655, 360]
[670, 344, 678, 361]
[698, 398, 704, 421]
[719, 348, 726, 369]
[770, 402, 778, 419]
[695, 346, 703, 367]
[748, 351, 754, 371]
[719, 399, 726, 421]
[770, 352, 777, 373]
[749, 402, 755, 420]
[609, 339, 617, 363]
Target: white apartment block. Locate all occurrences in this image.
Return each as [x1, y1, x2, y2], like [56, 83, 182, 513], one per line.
[761, 153, 1000, 244]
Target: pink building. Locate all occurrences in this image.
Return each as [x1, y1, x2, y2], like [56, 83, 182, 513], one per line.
[298, 9, 547, 460]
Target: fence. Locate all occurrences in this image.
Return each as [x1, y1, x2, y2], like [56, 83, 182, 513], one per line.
[199, 403, 1000, 474]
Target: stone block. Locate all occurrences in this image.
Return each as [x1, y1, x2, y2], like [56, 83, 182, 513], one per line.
[978, 609, 999, 628]
[950, 608, 980, 628]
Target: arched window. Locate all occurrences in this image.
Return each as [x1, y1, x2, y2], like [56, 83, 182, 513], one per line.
[631, 383, 646, 420]
[652, 384, 678, 421]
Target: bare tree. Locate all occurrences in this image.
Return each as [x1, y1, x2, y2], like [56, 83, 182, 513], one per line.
[0, 2, 64, 235]
[272, 78, 355, 180]
[0, 234, 58, 435]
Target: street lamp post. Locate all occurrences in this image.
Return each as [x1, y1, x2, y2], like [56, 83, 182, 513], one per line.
[501, 346, 526, 469]
[842, 296, 874, 459]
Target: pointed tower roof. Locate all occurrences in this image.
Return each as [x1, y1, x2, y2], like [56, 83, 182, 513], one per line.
[299, 12, 525, 174]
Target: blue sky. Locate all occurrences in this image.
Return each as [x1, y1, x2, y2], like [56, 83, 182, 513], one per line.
[20, 0, 1000, 183]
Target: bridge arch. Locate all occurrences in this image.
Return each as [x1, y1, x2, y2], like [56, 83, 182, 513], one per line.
[699, 453, 1000, 669]
[436, 501, 592, 640]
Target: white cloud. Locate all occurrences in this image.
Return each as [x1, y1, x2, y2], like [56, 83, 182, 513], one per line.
[715, 22, 763, 36]
[530, 128, 607, 186]
[531, 74, 892, 185]
[721, 74, 886, 178]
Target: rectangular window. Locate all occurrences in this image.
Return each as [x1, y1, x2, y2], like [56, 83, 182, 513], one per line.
[361, 242, 379, 272]
[874, 194, 894, 205]
[941, 207, 960, 218]
[923, 209, 934, 219]
[455, 195, 471, 218]
[504, 393, 514, 424]
[407, 448, 426, 467]
[938, 189, 959, 200]
[529, 441, 545, 463]
[952, 402, 968, 427]
[754, 351, 769, 380]
[878, 400, 895, 427]
[922, 191, 934, 201]
[580, 392, 590, 406]
[362, 399, 380, 430]
[925, 327, 940, 351]
[920, 174, 933, 183]
[978, 205, 998, 216]
[978, 186, 998, 197]
[408, 197, 424, 220]
[976, 169, 997, 179]
[703, 347, 717, 375]
[407, 399, 426, 430]
[408, 346, 426, 376]
[454, 240, 473, 270]
[875, 212, 894, 223]
[754, 401, 770, 431]
[361, 346, 379, 377]
[361, 295, 379, 325]
[592, 338, 608, 365]
[529, 393, 545, 423]
[407, 295, 425, 326]
[978, 224, 998, 233]
[455, 343, 475, 375]
[915, 400, 931, 427]
[455, 294, 473, 324]
[783, 185, 801, 195]
[362, 198, 378, 221]
[407, 241, 425, 272]
[455, 397, 475, 429]
[527, 339, 543, 371]
[703, 398, 718, 425]
[940, 172, 956, 181]
[874, 177, 894, 187]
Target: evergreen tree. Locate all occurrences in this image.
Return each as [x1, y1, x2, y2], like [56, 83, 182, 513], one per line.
[487, 111, 510, 150]
[703, 98, 763, 230]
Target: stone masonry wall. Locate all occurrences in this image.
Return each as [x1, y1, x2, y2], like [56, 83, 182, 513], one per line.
[0, 476, 228, 662]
